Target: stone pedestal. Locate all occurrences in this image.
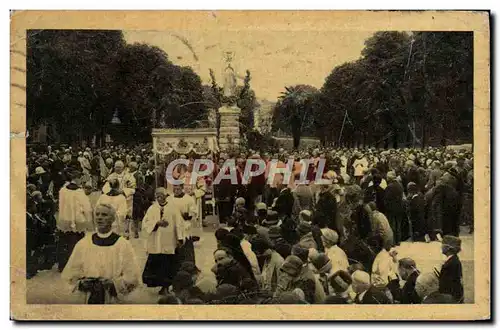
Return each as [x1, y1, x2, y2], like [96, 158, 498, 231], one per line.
[218, 105, 241, 151]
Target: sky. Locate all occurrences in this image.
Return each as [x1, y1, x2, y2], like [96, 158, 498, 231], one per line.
[124, 30, 376, 102]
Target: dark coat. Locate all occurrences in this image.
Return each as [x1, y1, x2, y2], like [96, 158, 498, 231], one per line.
[400, 271, 421, 304]
[351, 204, 372, 240]
[290, 267, 319, 304]
[214, 259, 254, 289]
[403, 166, 423, 193]
[430, 183, 460, 236]
[384, 180, 407, 243]
[363, 185, 386, 215]
[132, 171, 146, 220]
[438, 254, 464, 303]
[273, 188, 295, 219]
[408, 193, 426, 238]
[385, 181, 405, 217]
[313, 191, 340, 233]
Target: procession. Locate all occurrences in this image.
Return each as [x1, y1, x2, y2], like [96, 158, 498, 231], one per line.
[23, 29, 474, 305]
[26, 142, 473, 304]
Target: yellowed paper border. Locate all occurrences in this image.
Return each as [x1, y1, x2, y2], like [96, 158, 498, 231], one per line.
[10, 10, 490, 320]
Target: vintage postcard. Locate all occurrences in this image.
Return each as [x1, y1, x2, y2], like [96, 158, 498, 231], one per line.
[10, 10, 490, 320]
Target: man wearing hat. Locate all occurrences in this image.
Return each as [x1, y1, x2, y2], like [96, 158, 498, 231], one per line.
[384, 170, 406, 245]
[437, 235, 464, 303]
[262, 209, 280, 227]
[276, 255, 318, 303]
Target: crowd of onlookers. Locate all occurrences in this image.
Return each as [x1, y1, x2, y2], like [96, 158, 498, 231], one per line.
[26, 143, 473, 304]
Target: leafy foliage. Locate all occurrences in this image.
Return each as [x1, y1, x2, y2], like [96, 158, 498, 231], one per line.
[271, 84, 318, 149]
[272, 31, 473, 148]
[27, 30, 208, 145]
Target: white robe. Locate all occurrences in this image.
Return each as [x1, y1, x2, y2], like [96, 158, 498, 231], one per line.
[182, 172, 206, 237]
[96, 194, 128, 235]
[142, 202, 184, 255]
[167, 194, 197, 240]
[58, 185, 94, 233]
[61, 233, 141, 304]
[102, 171, 136, 217]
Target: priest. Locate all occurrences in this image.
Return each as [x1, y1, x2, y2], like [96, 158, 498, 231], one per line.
[142, 187, 185, 295]
[167, 183, 198, 264]
[61, 204, 141, 304]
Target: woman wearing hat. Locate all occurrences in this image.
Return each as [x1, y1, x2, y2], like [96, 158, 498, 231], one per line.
[250, 236, 284, 294]
[321, 228, 349, 275]
[275, 255, 322, 303]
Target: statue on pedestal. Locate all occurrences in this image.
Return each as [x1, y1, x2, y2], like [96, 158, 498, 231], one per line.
[222, 51, 237, 106]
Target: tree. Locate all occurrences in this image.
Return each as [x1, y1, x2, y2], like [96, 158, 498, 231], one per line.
[115, 44, 208, 142]
[272, 84, 318, 149]
[315, 31, 473, 148]
[27, 30, 125, 145]
[360, 31, 412, 148]
[27, 31, 209, 145]
[408, 32, 473, 146]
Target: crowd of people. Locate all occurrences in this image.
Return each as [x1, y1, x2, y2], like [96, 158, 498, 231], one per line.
[26, 142, 473, 304]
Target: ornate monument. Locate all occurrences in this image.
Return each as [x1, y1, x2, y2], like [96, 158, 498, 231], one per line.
[218, 51, 242, 151]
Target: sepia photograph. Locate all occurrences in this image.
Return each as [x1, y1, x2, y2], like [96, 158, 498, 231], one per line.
[10, 10, 490, 320]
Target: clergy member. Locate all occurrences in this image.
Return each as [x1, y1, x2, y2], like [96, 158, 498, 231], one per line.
[181, 164, 206, 242]
[167, 183, 198, 264]
[142, 187, 185, 295]
[61, 203, 141, 304]
[102, 160, 136, 239]
[96, 178, 128, 236]
[57, 168, 93, 272]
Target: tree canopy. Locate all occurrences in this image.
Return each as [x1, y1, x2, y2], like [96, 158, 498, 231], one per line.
[271, 84, 318, 149]
[271, 31, 473, 148]
[27, 30, 208, 145]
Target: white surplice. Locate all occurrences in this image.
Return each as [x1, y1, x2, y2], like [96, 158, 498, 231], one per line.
[58, 184, 94, 233]
[61, 232, 141, 304]
[142, 201, 184, 254]
[166, 194, 197, 240]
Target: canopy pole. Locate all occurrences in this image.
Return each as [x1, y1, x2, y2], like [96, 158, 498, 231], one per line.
[337, 109, 348, 147]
